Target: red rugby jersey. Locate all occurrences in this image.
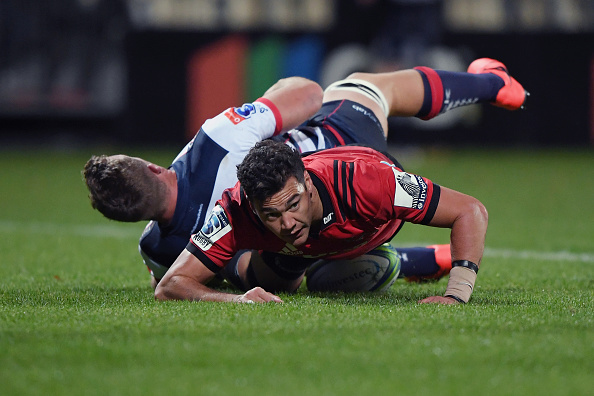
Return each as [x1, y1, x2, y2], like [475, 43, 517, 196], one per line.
[186, 146, 441, 272]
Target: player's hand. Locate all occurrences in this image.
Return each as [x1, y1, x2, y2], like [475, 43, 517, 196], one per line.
[418, 295, 461, 305]
[235, 287, 284, 304]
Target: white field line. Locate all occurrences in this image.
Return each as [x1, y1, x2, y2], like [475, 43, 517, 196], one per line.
[1, 220, 594, 264]
[483, 247, 594, 264]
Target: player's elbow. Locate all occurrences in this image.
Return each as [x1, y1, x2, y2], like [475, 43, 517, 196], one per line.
[467, 198, 489, 233]
[154, 277, 176, 301]
[154, 284, 167, 301]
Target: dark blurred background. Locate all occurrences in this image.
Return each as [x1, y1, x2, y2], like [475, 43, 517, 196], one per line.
[1, 0, 593, 148]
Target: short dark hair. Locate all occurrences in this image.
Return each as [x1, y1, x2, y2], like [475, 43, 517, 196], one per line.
[237, 140, 305, 204]
[83, 155, 164, 222]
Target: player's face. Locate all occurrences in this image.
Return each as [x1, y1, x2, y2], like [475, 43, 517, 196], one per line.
[254, 174, 317, 247]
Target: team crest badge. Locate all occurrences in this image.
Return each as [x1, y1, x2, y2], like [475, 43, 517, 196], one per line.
[191, 205, 232, 251]
[224, 103, 257, 125]
[391, 170, 428, 210]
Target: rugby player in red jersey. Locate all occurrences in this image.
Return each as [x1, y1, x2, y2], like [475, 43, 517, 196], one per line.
[155, 140, 489, 304]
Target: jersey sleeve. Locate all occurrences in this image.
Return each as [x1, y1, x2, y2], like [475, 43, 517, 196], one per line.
[185, 203, 239, 273]
[167, 99, 280, 166]
[195, 101, 282, 197]
[202, 99, 282, 152]
[384, 165, 440, 224]
[356, 161, 441, 226]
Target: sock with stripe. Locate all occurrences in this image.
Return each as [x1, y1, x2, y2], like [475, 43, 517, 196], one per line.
[414, 66, 505, 120]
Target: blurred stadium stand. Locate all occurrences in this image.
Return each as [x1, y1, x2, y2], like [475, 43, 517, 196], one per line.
[0, 0, 593, 147]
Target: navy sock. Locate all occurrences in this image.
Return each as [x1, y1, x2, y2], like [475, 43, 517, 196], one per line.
[438, 70, 505, 110]
[396, 247, 440, 278]
[415, 67, 505, 120]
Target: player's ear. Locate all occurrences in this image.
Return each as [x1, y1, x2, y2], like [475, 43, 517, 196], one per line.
[245, 195, 257, 215]
[147, 163, 163, 175]
[304, 170, 313, 192]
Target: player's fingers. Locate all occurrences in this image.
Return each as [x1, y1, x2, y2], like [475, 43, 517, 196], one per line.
[252, 288, 283, 304]
[241, 288, 267, 303]
[418, 296, 436, 304]
[244, 287, 283, 304]
[267, 293, 283, 304]
[418, 296, 458, 304]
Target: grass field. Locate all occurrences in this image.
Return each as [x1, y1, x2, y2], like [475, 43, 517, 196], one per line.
[1, 145, 593, 396]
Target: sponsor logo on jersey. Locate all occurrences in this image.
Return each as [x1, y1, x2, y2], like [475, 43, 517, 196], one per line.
[390, 169, 428, 210]
[224, 103, 257, 125]
[352, 104, 379, 124]
[279, 243, 303, 256]
[192, 205, 231, 251]
[352, 104, 369, 115]
[323, 212, 334, 224]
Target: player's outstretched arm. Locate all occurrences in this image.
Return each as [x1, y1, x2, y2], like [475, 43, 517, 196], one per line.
[419, 186, 488, 305]
[154, 250, 283, 303]
[262, 77, 323, 132]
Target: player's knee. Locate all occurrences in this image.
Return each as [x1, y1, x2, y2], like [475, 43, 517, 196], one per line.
[345, 72, 370, 81]
[300, 79, 324, 113]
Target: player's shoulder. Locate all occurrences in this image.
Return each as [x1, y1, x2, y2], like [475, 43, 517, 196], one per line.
[219, 184, 255, 218]
[313, 144, 381, 157]
[139, 220, 159, 243]
[215, 185, 268, 236]
[138, 221, 164, 263]
[305, 145, 389, 167]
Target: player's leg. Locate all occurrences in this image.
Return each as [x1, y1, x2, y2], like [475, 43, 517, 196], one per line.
[322, 57, 528, 138]
[322, 69, 423, 137]
[397, 244, 452, 282]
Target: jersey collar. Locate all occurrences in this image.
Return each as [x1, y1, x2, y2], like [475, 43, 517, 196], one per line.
[308, 171, 337, 233]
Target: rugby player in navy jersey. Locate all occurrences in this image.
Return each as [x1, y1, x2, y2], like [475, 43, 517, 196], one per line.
[84, 58, 527, 293]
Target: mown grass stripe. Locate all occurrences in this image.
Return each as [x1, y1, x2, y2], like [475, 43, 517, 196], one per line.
[0, 220, 141, 239]
[2, 220, 593, 264]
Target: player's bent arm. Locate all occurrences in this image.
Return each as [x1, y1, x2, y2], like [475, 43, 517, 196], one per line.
[154, 249, 283, 303]
[426, 186, 488, 264]
[420, 186, 488, 305]
[262, 77, 323, 132]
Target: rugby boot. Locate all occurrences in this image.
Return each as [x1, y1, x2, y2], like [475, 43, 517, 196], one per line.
[467, 58, 529, 110]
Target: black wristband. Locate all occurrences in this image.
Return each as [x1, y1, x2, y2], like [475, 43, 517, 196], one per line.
[451, 260, 479, 274]
[445, 294, 466, 304]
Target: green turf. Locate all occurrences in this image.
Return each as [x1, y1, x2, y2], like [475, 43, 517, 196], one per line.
[1, 146, 592, 396]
